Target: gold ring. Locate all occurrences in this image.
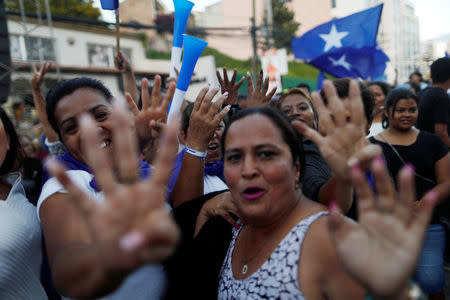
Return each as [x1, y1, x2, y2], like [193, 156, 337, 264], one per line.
[119, 173, 139, 184]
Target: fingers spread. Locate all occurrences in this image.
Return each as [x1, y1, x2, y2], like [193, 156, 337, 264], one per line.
[149, 116, 180, 188]
[125, 93, 140, 116]
[141, 78, 150, 110]
[372, 156, 396, 212]
[311, 91, 334, 134]
[322, 80, 346, 126]
[230, 68, 237, 84]
[151, 75, 162, 109]
[162, 82, 176, 113]
[351, 164, 375, 216]
[110, 103, 140, 186]
[194, 86, 209, 112]
[79, 114, 116, 194]
[348, 80, 364, 128]
[223, 67, 229, 84]
[395, 165, 415, 223]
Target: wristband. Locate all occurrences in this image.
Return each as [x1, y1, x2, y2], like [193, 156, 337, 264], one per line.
[185, 146, 207, 160]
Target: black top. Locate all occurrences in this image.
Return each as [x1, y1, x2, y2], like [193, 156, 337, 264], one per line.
[301, 139, 332, 202]
[417, 87, 450, 137]
[165, 190, 233, 300]
[370, 131, 448, 224]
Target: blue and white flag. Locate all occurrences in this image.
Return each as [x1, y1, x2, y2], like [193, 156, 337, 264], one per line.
[309, 45, 389, 79]
[291, 4, 383, 61]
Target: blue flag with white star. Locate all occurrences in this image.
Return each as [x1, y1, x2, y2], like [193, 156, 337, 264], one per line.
[291, 4, 383, 61]
[309, 45, 389, 79]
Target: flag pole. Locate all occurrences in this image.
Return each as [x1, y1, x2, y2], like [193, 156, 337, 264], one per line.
[115, 8, 120, 53]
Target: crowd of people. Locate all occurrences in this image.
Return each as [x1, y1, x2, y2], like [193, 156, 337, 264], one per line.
[0, 52, 449, 300]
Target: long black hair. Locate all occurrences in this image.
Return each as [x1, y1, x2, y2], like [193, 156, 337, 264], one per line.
[0, 107, 24, 175]
[382, 88, 419, 129]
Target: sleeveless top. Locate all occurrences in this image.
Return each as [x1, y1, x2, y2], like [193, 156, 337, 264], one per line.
[0, 172, 47, 299]
[218, 211, 328, 299]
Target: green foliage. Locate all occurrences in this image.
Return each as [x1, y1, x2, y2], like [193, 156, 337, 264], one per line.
[6, 0, 101, 20]
[142, 46, 325, 90]
[201, 47, 253, 71]
[271, 0, 300, 51]
[146, 49, 171, 60]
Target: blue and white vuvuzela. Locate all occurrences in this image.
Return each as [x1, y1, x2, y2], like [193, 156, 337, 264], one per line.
[168, 34, 208, 123]
[170, 0, 194, 78]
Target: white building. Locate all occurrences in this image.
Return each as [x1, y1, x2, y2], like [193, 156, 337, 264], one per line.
[332, 0, 421, 83]
[5, 13, 216, 127]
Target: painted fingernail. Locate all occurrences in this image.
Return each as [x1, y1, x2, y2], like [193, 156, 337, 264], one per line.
[404, 163, 415, 173]
[224, 104, 231, 111]
[329, 201, 340, 213]
[374, 156, 384, 166]
[234, 224, 240, 229]
[119, 232, 144, 251]
[223, 91, 229, 97]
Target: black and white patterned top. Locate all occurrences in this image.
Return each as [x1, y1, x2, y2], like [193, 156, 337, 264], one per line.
[218, 211, 328, 300]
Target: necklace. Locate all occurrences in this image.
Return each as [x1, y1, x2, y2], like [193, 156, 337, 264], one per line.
[239, 225, 267, 276]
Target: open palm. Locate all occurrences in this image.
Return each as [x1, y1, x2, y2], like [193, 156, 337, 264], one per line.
[47, 104, 180, 274]
[328, 158, 438, 298]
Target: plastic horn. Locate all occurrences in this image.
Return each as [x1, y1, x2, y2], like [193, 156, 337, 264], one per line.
[170, 0, 194, 78]
[99, 0, 118, 10]
[167, 35, 208, 123]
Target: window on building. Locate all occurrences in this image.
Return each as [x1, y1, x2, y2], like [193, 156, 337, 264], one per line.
[88, 44, 131, 68]
[9, 34, 56, 62]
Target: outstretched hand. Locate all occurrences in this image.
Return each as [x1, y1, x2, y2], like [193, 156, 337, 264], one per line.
[328, 158, 440, 299]
[47, 103, 180, 273]
[216, 67, 245, 105]
[186, 86, 230, 151]
[294, 80, 381, 182]
[126, 75, 175, 142]
[246, 71, 277, 108]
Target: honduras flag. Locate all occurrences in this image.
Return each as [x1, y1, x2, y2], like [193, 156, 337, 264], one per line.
[291, 4, 383, 61]
[309, 44, 389, 79]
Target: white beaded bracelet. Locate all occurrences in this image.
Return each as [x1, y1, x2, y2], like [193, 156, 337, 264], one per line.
[185, 146, 207, 160]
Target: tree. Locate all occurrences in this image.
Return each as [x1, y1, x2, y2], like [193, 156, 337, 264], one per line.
[6, 0, 101, 20]
[268, 0, 300, 51]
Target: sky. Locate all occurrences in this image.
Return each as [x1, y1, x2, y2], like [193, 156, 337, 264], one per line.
[94, 0, 450, 41]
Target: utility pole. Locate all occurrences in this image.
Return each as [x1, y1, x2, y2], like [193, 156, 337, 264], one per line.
[264, 0, 274, 48]
[251, 0, 258, 76]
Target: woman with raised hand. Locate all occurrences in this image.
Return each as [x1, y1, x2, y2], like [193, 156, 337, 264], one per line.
[369, 88, 449, 298]
[39, 77, 179, 299]
[0, 107, 47, 299]
[171, 86, 230, 207]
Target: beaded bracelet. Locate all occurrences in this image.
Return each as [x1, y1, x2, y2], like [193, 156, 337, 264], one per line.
[185, 146, 207, 160]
